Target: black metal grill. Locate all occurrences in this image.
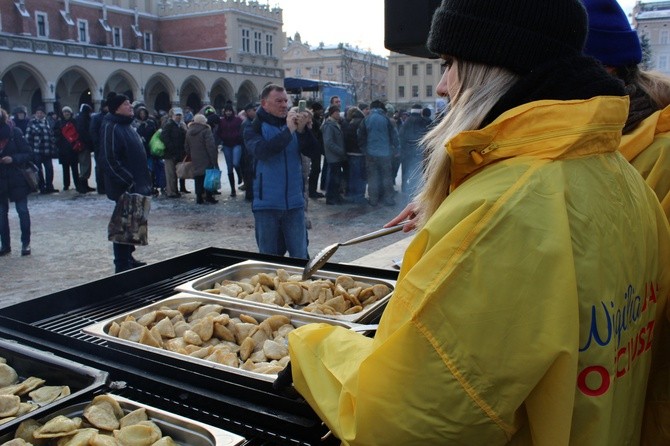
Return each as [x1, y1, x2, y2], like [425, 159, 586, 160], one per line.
[36, 266, 217, 342]
[0, 248, 398, 445]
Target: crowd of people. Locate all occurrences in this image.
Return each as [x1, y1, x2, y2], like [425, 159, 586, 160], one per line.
[0, 89, 434, 264]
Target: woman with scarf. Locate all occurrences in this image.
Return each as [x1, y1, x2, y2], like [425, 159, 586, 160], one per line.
[0, 108, 32, 256]
[279, 0, 670, 444]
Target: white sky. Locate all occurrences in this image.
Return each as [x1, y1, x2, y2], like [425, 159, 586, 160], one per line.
[275, 0, 641, 57]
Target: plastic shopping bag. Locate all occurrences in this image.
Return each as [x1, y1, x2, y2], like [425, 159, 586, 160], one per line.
[149, 129, 165, 158]
[204, 168, 222, 192]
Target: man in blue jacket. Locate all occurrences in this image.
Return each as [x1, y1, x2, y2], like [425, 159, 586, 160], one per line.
[100, 92, 152, 273]
[357, 99, 399, 206]
[243, 84, 317, 259]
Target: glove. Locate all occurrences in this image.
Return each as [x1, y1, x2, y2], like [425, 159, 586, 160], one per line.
[273, 362, 293, 390]
[273, 362, 300, 398]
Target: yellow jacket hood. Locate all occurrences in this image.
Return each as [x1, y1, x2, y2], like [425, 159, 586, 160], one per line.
[448, 97, 628, 190]
[619, 105, 670, 220]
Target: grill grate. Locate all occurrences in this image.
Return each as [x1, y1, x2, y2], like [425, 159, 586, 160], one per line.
[121, 385, 314, 446]
[32, 266, 216, 341]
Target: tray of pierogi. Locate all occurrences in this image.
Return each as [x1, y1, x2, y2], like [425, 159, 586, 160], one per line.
[82, 293, 360, 383]
[174, 260, 396, 324]
[0, 338, 108, 435]
[0, 393, 246, 445]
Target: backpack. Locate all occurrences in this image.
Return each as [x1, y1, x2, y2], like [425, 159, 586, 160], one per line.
[62, 121, 83, 152]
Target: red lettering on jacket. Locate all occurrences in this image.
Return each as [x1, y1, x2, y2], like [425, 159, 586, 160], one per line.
[645, 320, 655, 353]
[577, 366, 610, 397]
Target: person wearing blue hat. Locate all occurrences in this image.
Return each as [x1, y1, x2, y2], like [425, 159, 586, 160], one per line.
[583, 0, 670, 220]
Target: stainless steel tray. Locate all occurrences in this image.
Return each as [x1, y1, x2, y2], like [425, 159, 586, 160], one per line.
[82, 293, 360, 383]
[175, 260, 396, 323]
[0, 338, 108, 435]
[0, 394, 245, 445]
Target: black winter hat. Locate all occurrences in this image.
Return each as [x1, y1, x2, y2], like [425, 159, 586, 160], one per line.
[107, 92, 129, 114]
[427, 0, 588, 74]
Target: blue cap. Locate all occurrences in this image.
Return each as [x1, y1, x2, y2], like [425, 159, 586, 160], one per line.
[583, 0, 642, 67]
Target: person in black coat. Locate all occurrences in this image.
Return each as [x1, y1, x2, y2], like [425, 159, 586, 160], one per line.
[75, 103, 95, 193]
[160, 108, 187, 198]
[90, 99, 110, 194]
[0, 108, 33, 256]
[100, 93, 152, 273]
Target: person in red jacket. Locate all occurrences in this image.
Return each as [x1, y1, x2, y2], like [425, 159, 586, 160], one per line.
[216, 104, 244, 197]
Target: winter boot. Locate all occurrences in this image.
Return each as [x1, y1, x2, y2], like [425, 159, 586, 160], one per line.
[228, 173, 236, 197]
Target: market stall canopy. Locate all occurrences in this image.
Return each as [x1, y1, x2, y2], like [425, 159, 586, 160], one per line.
[285, 77, 320, 92]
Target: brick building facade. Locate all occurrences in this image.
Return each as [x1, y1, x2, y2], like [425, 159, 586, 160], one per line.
[0, 0, 283, 114]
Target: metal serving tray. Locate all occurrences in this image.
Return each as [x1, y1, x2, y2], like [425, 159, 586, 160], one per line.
[175, 260, 396, 324]
[0, 394, 245, 445]
[82, 293, 360, 383]
[0, 338, 108, 435]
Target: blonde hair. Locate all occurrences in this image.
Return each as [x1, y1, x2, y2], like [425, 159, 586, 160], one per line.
[636, 69, 670, 109]
[414, 60, 519, 228]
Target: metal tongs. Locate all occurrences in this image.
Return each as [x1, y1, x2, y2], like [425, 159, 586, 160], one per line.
[301, 221, 409, 280]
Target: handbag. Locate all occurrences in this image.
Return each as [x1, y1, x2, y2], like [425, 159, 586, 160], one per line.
[175, 155, 194, 179]
[21, 162, 39, 193]
[204, 168, 222, 192]
[149, 129, 165, 158]
[107, 192, 151, 245]
[61, 121, 83, 152]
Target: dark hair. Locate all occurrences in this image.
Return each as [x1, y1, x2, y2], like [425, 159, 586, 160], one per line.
[329, 96, 340, 105]
[310, 102, 324, 111]
[370, 100, 385, 109]
[261, 84, 285, 100]
[223, 104, 235, 113]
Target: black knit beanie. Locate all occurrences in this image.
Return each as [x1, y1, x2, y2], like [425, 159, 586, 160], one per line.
[427, 0, 588, 74]
[107, 92, 129, 114]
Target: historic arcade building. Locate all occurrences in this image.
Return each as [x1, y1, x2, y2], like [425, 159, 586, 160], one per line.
[0, 0, 284, 114]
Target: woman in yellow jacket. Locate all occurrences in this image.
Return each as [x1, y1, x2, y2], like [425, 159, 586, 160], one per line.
[281, 0, 670, 444]
[583, 0, 670, 220]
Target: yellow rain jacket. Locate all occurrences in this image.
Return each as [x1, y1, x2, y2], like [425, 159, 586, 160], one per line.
[620, 105, 670, 220]
[288, 97, 670, 445]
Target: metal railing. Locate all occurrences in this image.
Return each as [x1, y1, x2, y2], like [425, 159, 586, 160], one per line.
[0, 33, 283, 79]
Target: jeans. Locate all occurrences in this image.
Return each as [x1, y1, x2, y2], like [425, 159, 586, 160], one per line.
[34, 154, 55, 191]
[366, 155, 394, 204]
[0, 196, 30, 249]
[347, 155, 367, 202]
[254, 208, 308, 259]
[222, 145, 242, 180]
[401, 153, 423, 197]
[113, 242, 136, 273]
